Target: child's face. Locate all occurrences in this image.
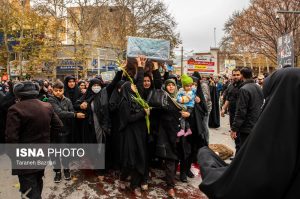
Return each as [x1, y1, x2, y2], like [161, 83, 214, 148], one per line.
[53, 88, 64, 99]
[184, 84, 192, 92]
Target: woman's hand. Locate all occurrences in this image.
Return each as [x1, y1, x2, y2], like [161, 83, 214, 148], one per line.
[195, 96, 201, 103]
[153, 61, 159, 70]
[181, 111, 190, 118]
[80, 102, 88, 110]
[120, 59, 127, 68]
[144, 108, 150, 116]
[136, 55, 147, 68]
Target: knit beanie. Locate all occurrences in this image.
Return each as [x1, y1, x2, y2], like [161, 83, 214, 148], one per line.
[181, 74, 193, 87]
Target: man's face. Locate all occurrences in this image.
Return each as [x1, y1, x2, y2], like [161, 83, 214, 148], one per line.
[258, 77, 264, 85]
[143, 76, 151, 89]
[53, 88, 64, 99]
[232, 71, 241, 82]
[68, 79, 76, 89]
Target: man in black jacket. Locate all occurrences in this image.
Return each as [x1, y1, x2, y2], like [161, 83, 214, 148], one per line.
[231, 67, 264, 148]
[221, 69, 242, 152]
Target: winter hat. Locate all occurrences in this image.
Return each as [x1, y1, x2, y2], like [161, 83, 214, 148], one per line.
[165, 79, 176, 87]
[181, 74, 193, 87]
[13, 81, 40, 99]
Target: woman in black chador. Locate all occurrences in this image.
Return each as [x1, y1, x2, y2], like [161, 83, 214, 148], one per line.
[75, 78, 110, 179]
[198, 67, 300, 199]
[118, 81, 149, 197]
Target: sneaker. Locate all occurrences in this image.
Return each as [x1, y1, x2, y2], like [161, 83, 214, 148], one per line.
[167, 188, 175, 198]
[184, 128, 192, 137]
[141, 183, 148, 191]
[133, 188, 142, 197]
[119, 181, 127, 190]
[186, 170, 195, 178]
[177, 129, 185, 137]
[64, 169, 71, 181]
[54, 172, 62, 183]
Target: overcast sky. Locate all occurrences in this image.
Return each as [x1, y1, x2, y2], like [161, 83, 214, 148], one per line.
[163, 0, 250, 53]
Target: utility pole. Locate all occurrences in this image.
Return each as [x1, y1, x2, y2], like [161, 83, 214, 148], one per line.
[181, 46, 184, 75]
[19, 0, 25, 80]
[214, 27, 217, 47]
[97, 48, 101, 76]
[74, 32, 78, 79]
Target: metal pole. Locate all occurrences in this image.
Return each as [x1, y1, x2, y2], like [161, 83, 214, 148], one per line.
[97, 48, 100, 75]
[214, 27, 217, 47]
[19, 0, 25, 79]
[181, 46, 184, 75]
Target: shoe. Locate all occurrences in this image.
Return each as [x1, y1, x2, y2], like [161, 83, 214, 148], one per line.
[186, 170, 195, 178]
[177, 129, 185, 137]
[141, 183, 148, 191]
[97, 175, 105, 182]
[64, 169, 71, 181]
[184, 128, 192, 137]
[180, 173, 187, 182]
[54, 172, 62, 183]
[119, 180, 130, 190]
[167, 188, 175, 198]
[133, 188, 142, 197]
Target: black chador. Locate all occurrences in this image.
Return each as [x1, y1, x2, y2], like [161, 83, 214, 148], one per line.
[198, 67, 300, 199]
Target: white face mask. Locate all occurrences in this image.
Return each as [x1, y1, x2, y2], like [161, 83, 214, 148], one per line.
[92, 86, 101, 94]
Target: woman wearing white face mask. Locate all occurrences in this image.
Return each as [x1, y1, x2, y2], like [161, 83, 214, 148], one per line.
[75, 78, 111, 180]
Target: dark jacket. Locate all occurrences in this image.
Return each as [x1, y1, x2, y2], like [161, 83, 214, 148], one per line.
[48, 95, 75, 136]
[225, 81, 242, 113]
[5, 99, 62, 175]
[232, 80, 264, 134]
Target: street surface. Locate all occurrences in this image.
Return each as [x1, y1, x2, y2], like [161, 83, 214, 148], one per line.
[0, 115, 234, 199]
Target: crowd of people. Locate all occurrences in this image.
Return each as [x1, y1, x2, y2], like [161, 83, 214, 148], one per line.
[0, 54, 276, 199]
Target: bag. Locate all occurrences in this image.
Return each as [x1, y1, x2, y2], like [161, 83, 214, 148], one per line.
[146, 89, 168, 108]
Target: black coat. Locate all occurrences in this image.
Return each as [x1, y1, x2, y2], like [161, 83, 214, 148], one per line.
[231, 80, 264, 134]
[198, 67, 300, 199]
[209, 84, 220, 128]
[0, 92, 15, 144]
[48, 95, 75, 136]
[156, 96, 191, 161]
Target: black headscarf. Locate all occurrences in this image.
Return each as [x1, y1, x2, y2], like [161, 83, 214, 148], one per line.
[142, 73, 154, 100]
[81, 78, 104, 128]
[198, 67, 300, 199]
[64, 76, 80, 105]
[120, 81, 137, 106]
[83, 78, 102, 103]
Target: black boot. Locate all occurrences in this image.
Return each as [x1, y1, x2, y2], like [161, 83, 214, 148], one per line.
[186, 170, 195, 178]
[54, 171, 61, 183]
[180, 173, 187, 182]
[64, 169, 71, 181]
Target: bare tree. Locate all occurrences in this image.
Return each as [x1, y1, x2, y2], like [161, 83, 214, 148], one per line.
[221, 0, 300, 65]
